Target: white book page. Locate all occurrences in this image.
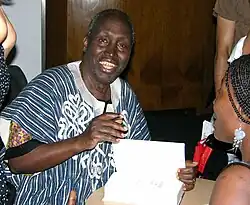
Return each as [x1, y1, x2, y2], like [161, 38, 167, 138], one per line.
[103, 139, 185, 205]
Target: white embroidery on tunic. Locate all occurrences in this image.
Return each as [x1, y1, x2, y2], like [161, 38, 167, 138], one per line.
[58, 94, 94, 139]
[57, 93, 115, 191]
[80, 143, 114, 191]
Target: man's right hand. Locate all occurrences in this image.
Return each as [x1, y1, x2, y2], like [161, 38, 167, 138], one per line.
[77, 113, 127, 150]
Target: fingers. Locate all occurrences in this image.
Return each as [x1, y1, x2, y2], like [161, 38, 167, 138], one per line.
[95, 122, 127, 143]
[87, 112, 128, 145]
[114, 118, 123, 124]
[96, 112, 127, 131]
[178, 161, 198, 179]
[90, 123, 127, 143]
[178, 169, 196, 180]
[177, 169, 196, 182]
[185, 160, 198, 168]
[67, 190, 77, 205]
[177, 171, 196, 192]
[182, 183, 195, 191]
[93, 114, 127, 139]
[178, 161, 198, 174]
[177, 161, 197, 192]
[99, 132, 121, 143]
[100, 121, 127, 135]
[179, 167, 196, 174]
[98, 113, 121, 120]
[178, 176, 196, 185]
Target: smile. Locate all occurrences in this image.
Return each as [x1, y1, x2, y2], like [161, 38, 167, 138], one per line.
[99, 61, 117, 73]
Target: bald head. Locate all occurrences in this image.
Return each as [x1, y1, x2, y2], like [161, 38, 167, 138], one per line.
[87, 9, 135, 46]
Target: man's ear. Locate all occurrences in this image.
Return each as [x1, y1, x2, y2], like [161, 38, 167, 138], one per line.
[83, 36, 88, 52]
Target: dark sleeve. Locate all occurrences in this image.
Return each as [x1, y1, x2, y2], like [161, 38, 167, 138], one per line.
[0, 45, 10, 109]
[4, 139, 46, 160]
[0, 162, 8, 203]
[0, 162, 16, 204]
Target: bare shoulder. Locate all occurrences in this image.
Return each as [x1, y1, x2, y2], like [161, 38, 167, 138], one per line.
[210, 164, 250, 205]
[219, 163, 250, 182]
[0, 7, 7, 43]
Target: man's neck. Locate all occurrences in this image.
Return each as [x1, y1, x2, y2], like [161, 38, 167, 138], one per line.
[80, 63, 111, 101]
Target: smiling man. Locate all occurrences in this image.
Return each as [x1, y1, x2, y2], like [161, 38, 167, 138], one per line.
[0, 9, 197, 205]
[0, 9, 150, 205]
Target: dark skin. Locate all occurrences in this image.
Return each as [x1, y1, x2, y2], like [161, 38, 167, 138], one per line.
[8, 14, 197, 191]
[178, 160, 197, 191]
[9, 113, 126, 173]
[81, 16, 132, 100]
[210, 165, 250, 205]
[67, 190, 77, 205]
[8, 16, 131, 174]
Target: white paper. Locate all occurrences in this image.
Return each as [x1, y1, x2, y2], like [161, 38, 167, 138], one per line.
[103, 139, 185, 205]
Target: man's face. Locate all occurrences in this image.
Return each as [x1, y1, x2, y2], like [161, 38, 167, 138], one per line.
[83, 17, 132, 84]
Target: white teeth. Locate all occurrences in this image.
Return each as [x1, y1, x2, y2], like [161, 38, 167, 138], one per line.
[99, 61, 116, 69]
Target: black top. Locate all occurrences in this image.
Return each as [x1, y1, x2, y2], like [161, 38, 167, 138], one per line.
[0, 44, 10, 108]
[0, 44, 10, 204]
[200, 134, 242, 180]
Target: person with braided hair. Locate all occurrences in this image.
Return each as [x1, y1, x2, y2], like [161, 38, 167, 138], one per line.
[209, 54, 250, 204]
[193, 31, 250, 181]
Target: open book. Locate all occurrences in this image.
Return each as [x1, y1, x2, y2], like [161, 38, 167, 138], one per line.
[103, 139, 185, 205]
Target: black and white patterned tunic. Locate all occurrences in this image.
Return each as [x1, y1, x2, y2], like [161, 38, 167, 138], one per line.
[0, 61, 150, 205]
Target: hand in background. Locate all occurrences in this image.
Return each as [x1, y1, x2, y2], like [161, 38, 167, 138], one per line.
[177, 160, 198, 191]
[67, 190, 77, 205]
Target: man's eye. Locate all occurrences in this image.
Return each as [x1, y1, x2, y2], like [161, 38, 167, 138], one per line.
[99, 38, 108, 43]
[118, 43, 127, 50]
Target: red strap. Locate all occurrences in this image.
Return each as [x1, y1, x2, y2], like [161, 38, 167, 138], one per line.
[193, 139, 213, 174]
[198, 147, 213, 173]
[193, 139, 206, 163]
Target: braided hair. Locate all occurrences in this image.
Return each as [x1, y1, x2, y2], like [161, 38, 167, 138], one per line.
[226, 54, 250, 124]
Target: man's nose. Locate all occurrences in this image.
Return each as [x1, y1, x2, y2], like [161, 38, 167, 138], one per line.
[105, 43, 117, 57]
